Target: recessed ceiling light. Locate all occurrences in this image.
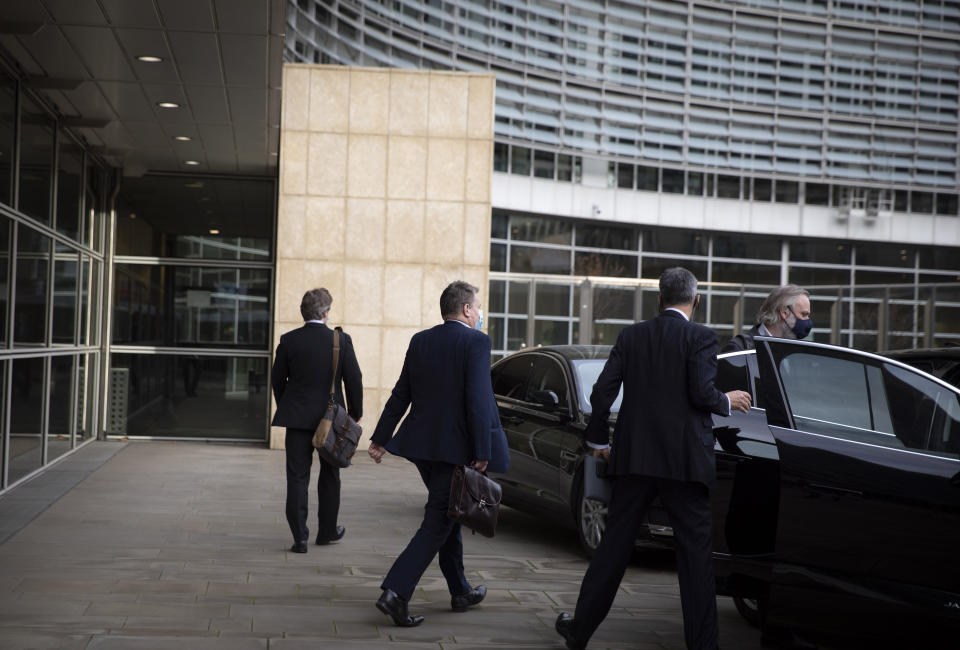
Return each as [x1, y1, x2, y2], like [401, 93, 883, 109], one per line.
[157, 101, 179, 109]
[184, 160, 200, 166]
[137, 55, 163, 63]
[208, 228, 220, 235]
[173, 135, 192, 141]
[185, 181, 204, 188]
[129, 213, 136, 219]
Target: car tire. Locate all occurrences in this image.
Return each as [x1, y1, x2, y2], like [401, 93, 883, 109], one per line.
[733, 595, 764, 628]
[574, 471, 608, 558]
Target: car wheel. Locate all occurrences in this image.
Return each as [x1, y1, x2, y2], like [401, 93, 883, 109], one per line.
[575, 476, 608, 557]
[733, 595, 764, 628]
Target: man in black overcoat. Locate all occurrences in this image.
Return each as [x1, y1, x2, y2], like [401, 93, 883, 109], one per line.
[556, 267, 751, 650]
[272, 288, 363, 553]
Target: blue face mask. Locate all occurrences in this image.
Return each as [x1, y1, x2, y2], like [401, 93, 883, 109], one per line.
[791, 313, 813, 338]
[475, 308, 484, 331]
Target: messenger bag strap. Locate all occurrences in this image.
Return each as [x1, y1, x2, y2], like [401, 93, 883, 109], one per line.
[328, 328, 340, 405]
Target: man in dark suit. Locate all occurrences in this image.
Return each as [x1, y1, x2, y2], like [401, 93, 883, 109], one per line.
[556, 267, 752, 650]
[368, 280, 509, 628]
[272, 288, 363, 554]
[721, 284, 812, 353]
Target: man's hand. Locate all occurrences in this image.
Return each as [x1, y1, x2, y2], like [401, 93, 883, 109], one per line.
[471, 460, 488, 473]
[726, 390, 752, 414]
[368, 442, 385, 464]
[592, 447, 610, 462]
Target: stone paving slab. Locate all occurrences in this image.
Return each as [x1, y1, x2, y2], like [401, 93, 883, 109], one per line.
[0, 441, 767, 649]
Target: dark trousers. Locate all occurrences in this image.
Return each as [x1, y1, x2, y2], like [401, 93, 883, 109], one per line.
[285, 427, 340, 543]
[381, 460, 471, 602]
[572, 475, 718, 650]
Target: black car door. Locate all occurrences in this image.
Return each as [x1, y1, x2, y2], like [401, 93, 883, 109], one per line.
[755, 338, 960, 608]
[490, 354, 540, 506]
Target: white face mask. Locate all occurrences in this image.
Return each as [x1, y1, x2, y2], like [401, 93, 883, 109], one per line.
[475, 308, 484, 330]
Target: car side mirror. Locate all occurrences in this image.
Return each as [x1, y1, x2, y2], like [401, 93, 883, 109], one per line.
[530, 389, 560, 409]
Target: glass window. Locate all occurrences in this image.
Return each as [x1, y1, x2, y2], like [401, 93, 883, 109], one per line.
[535, 283, 570, 317]
[716, 353, 751, 394]
[534, 150, 555, 178]
[509, 215, 572, 245]
[0, 71, 14, 207]
[753, 178, 772, 201]
[936, 194, 958, 216]
[18, 96, 55, 224]
[644, 228, 708, 255]
[593, 322, 626, 345]
[662, 168, 684, 193]
[894, 189, 908, 211]
[573, 359, 622, 413]
[790, 239, 851, 264]
[491, 210, 508, 239]
[48, 355, 75, 462]
[53, 252, 79, 344]
[509, 245, 571, 274]
[557, 154, 573, 181]
[574, 251, 637, 277]
[788, 266, 851, 286]
[10, 357, 43, 483]
[534, 319, 570, 347]
[56, 138, 83, 241]
[718, 175, 741, 198]
[642, 257, 707, 281]
[687, 171, 704, 196]
[76, 353, 96, 443]
[510, 146, 531, 175]
[489, 279, 505, 313]
[775, 180, 799, 203]
[491, 354, 532, 399]
[107, 354, 269, 439]
[806, 183, 829, 205]
[882, 363, 960, 456]
[637, 165, 658, 190]
[488, 316, 505, 350]
[616, 162, 634, 188]
[713, 233, 781, 260]
[526, 356, 569, 406]
[494, 142, 508, 172]
[855, 242, 914, 268]
[490, 243, 506, 271]
[507, 317, 527, 349]
[0, 217, 8, 344]
[115, 176, 274, 260]
[918, 246, 960, 271]
[712, 262, 781, 284]
[911, 191, 933, 213]
[111, 265, 271, 348]
[576, 223, 638, 250]
[85, 166, 103, 251]
[15, 227, 50, 346]
[594, 287, 634, 321]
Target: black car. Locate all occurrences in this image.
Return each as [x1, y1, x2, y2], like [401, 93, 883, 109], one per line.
[884, 346, 960, 389]
[490, 338, 960, 646]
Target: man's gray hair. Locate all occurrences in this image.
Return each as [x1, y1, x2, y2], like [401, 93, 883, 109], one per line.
[659, 267, 698, 307]
[440, 280, 479, 317]
[300, 288, 333, 321]
[757, 285, 809, 327]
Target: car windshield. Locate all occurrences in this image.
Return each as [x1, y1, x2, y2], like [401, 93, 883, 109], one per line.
[572, 359, 623, 414]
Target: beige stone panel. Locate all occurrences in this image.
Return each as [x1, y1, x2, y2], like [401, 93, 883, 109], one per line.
[420, 265, 463, 326]
[282, 65, 310, 131]
[465, 139, 492, 203]
[339, 324, 381, 396]
[308, 67, 349, 133]
[349, 69, 390, 134]
[344, 198, 386, 262]
[380, 325, 419, 391]
[280, 130, 307, 196]
[383, 265, 423, 327]
[307, 133, 347, 197]
[463, 203, 491, 267]
[426, 139, 466, 201]
[269, 425, 285, 450]
[424, 202, 465, 266]
[276, 195, 306, 260]
[305, 197, 346, 261]
[347, 135, 387, 198]
[385, 200, 424, 263]
[357, 388, 384, 445]
[277, 261, 345, 323]
[388, 71, 429, 136]
[428, 74, 469, 138]
[386, 136, 427, 200]
[467, 75, 495, 139]
[343, 263, 385, 325]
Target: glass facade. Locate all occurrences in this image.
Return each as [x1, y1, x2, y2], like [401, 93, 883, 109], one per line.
[0, 65, 106, 491]
[489, 210, 960, 358]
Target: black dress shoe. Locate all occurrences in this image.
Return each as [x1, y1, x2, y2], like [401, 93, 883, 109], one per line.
[376, 588, 424, 627]
[289, 541, 308, 553]
[555, 612, 585, 650]
[316, 525, 345, 545]
[451, 584, 487, 612]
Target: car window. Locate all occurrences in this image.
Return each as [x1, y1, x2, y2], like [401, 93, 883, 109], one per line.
[717, 353, 751, 395]
[526, 356, 569, 407]
[882, 363, 960, 458]
[572, 359, 623, 414]
[492, 355, 532, 400]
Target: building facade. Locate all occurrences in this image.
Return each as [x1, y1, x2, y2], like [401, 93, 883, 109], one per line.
[285, 0, 960, 355]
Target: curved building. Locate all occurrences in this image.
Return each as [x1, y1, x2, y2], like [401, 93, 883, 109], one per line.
[285, 0, 960, 354]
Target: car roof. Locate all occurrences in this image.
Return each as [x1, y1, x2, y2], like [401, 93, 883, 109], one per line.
[498, 345, 613, 362]
[883, 347, 960, 362]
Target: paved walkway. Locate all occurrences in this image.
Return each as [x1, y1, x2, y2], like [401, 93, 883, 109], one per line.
[0, 441, 764, 649]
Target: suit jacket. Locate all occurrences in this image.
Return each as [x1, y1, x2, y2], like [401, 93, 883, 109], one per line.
[271, 322, 363, 430]
[371, 320, 509, 472]
[720, 323, 761, 354]
[584, 310, 729, 485]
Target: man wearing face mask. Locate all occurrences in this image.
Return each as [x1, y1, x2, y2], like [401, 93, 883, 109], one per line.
[721, 284, 813, 353]
[368, 280, 509, 628]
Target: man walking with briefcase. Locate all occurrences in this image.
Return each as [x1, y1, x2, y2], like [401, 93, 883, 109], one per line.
[368, 280, 508, 627]
[272, 288, 363, 553]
